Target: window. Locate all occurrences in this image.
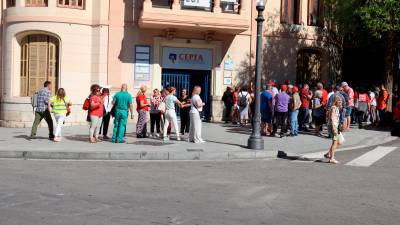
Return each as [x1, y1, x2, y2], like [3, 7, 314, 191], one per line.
[281, 0, 302, 25]
[58, 0, 85, 9]
[25, 0, 48, 7]
[152, 0, 172, 8]
[308, 0, 324, 26]
[221, 0, 240, 14]
[20, 35, 59, 97]
[6, 0, 16, 7]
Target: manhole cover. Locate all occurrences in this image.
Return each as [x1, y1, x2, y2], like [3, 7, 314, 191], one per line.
[129, 141, 174, 146]
[187, 149, 204, 152]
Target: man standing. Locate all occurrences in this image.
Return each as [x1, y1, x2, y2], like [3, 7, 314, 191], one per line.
[317, 82, 328, 107]
[377, 84, 389, 125]
[299, 84, 312, 131]
[341, 82, 354, 131]
[260, 84, 273, 136]
[273, 84, 290, 138]
[112, 84, 134, 143]
[30, 81, 54, 140]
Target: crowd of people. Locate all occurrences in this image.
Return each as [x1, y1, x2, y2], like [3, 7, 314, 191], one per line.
[29, 81, 206, 144]
[222, 81, 393, 164]
[28, 79, 399, 164]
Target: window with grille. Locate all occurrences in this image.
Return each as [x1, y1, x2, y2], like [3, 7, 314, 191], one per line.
[281, 0, 302, 25]
[6, 0, 16, 7]
[308, 0, 324, 26]
[25, 0, 48, 7]
[58, 0, 85, 9]
[20, 35, 59, 97]
[297, 49, 322, 86]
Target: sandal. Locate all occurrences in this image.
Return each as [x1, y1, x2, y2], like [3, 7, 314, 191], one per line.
[324, 153, 330, 159]
[328, 159, 340, 164]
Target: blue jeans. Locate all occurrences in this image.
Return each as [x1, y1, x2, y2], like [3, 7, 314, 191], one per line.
[290, 110, 299, 135]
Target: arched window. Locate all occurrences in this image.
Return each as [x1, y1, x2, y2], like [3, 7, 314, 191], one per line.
[297, 49, 322, 86]
[20, 35, 59, 97]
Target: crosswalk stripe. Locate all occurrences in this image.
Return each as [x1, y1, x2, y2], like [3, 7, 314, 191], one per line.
[345, 146, 397, 167]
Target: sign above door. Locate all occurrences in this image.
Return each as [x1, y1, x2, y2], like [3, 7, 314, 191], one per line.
[162, 47, 213, 71]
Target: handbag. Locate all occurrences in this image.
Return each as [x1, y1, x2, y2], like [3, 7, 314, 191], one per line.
[63, 99, 71, 117]
[158, 102, 166, 113]
[338, 132, 345, 144]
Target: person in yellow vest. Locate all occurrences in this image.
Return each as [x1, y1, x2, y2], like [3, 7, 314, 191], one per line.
[48, 88, 72, 142]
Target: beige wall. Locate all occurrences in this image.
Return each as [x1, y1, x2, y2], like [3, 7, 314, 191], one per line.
[0, 0, 335, 127]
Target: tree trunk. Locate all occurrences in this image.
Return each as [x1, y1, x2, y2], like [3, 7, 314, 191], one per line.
[383, 31, 396, 112]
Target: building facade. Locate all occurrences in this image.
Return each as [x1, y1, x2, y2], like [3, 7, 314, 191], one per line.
[0, 0, 333, 127]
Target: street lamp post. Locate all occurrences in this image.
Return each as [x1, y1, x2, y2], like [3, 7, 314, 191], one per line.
[248, 0, 265, 150]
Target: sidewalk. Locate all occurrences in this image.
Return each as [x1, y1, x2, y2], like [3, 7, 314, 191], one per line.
[0, 122, 396, 160]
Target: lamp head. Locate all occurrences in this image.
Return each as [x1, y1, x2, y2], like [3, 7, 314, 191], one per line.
[256, 0, 266, 10]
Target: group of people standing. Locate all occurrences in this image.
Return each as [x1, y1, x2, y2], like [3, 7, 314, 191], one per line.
[30, 81, 206, 144]
[221, 81, 392, 164]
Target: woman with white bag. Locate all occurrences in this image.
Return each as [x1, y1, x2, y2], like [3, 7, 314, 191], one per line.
[324, 96, 344, 164]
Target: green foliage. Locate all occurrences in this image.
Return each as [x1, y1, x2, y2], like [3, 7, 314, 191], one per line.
[325, 0, 400, 44]
[357, 0, 400, 39]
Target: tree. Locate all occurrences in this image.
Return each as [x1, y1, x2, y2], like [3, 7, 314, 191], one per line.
[325, 0, 400, 111]
[357, 0, 400, 111]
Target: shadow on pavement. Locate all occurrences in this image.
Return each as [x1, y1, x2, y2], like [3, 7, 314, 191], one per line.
[14, 135, 47, 141]
[206, 140, 247, 149]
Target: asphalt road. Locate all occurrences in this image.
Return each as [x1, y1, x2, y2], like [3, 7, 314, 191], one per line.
[0, 140, 399, 225]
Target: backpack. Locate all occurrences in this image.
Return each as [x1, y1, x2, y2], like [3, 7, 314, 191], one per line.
[31, 92, 39, 109]
[238, 92, 248, 108]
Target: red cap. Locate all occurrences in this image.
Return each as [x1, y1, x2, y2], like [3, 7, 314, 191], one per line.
[268, 81, 275, 86]
[293, 86, 299, 92]
[281, 84, 287, 92]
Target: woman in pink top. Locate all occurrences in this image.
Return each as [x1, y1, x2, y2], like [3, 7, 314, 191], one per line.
[89, 84, 104, 143]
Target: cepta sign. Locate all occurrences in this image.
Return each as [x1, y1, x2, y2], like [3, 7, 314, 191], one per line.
[179, 54, 204, 63]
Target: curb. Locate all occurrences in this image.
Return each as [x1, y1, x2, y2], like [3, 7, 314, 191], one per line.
[0, 150, 278, 161]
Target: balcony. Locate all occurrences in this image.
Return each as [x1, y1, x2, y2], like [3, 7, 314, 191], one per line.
[139, 0, 250, 35]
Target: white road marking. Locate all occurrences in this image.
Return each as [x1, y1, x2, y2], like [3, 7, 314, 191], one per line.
[345, 146, 398, 167]
[300, 136, 398, 159]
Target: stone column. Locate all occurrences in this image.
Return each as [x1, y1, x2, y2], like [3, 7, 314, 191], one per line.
[213, 0, 221, 13]
[143, 0, 152, 10]
[239, 0, 247, 15]
[172, 0, 180, 11]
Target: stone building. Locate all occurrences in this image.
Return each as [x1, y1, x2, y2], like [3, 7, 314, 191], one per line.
[0, 0, 333, 127]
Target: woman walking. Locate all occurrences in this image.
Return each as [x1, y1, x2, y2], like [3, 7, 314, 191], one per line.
[189, 86, 206, 143]
[89, 84, 104, 143]
[136, 86, 150, 138]
[324, 96, 343, 164]
[163, 87, 183, 141]
[369, 89, 377, 125]
[49, 88, 71, 142]
[150, 88, 163, 137]
[100, 87, 113, 139]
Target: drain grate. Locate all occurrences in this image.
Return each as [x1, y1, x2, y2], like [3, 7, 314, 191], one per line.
[186, 149, 204, 152]
[128, 141, 174, 146]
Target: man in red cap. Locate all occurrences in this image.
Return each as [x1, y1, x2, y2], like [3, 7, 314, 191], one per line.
[273, 84, 290, 138]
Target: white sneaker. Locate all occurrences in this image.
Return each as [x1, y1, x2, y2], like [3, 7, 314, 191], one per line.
[176, 137, 181, 141]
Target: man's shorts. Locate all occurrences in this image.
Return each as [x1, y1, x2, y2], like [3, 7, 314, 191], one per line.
[345, 107, 353, 117]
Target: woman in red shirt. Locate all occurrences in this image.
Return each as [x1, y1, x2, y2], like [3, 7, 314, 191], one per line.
[89, 84, 104, 143]
[136, 86, 150, 138]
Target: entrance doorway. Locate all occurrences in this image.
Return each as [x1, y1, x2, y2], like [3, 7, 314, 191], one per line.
[162, 69, 211, 120]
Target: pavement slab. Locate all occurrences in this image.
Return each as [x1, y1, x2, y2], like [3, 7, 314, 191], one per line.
[0, 122, 396, 160]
